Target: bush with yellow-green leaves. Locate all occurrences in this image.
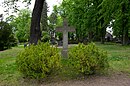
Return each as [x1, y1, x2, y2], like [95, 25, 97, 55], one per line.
[68, 43, 109, 75]
[16, 42, 61, 79]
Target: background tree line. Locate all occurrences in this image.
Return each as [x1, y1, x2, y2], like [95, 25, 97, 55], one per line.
[1, 0, 130, 48]
[0, 0, 48, 50]
[51, 0, 130, 45]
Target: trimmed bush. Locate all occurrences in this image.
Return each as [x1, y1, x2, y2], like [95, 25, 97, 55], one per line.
[16, 42, 61, 79]
[68, 43, 109, 75]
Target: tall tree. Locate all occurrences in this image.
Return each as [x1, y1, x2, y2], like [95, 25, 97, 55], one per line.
[114, 1, 130, 45]
[41, 1, 48, 32]
[0, 15, 17, 50]
[8, 9, 31, 42]
[29, 0, 45, 44]
[100, 0, 130, 45]
[40, 1, 51, 42]
[59, 0, 106, 43]
[2, 0, 45, 44]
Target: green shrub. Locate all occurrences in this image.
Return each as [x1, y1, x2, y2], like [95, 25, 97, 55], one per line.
[41, 31, 50, 42]
[0, 21, 17, 50]
[68, 43, 109, 75]
[16, 42, 61, 79]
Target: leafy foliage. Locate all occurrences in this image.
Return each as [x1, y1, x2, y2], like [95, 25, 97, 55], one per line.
[16, 42, 61, 79]
[2, 0, 46, 44]
[0, 43, 130, 85]
[99, 0, 130, 45]
[41, 1, 48, 32]
[53, 0, 109, 43]
[0, 21, 17, 51]
[53, 0, 130, 44]
[9, 9, 31, 42]
[68, 43, 109, 75]
[41, 31, 50, 42]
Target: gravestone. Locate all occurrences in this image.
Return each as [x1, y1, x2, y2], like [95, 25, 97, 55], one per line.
[56, 18, 75, 57]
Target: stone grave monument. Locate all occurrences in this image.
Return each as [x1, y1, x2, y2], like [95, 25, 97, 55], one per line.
[56, 18, 75, 57]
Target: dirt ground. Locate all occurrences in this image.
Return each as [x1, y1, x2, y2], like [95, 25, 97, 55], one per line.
[41, 73, 130, 86]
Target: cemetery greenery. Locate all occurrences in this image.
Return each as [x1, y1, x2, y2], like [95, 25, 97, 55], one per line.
[0, 0, 130, 84]
[41, 31, 50, 42]
[2, 0, 130, 45]
[16, 42, 61, 79]
[15, 42, 108, 79]
[68, 43, 109, 75]
[5, 1, 49, 43]
[50, 0, 130, 45]
[41, 1, 50, 43]
[16, 43, 61, 78]
[8, 9, 31, 42]
[0, 20, 17, 51]
[0, 43, 130, 85]
[3, 0, 46, 44]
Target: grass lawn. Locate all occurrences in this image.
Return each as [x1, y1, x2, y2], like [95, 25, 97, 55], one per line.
[96, 42, 130, 74]
[0, 43, 130, 86]
[0, 46, 24, 86]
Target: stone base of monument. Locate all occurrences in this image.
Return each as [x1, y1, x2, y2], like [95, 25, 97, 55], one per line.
[61, 49, 68, 58]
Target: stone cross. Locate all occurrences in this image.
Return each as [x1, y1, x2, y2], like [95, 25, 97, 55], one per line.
[56, 18, 75, 57]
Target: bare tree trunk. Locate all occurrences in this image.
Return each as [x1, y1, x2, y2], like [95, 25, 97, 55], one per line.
[41, 1, 48, 31]
[122, 29, 128, 45]
[29, 0, 45, 44]
[88, 31, 93, 42]
[121, 2, 129, 45]
[101, 28, 106, 44]
[100, 18, 106, 44]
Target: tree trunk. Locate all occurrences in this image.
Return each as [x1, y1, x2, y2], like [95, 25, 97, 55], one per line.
[101, 28, 106, 44]
[121, 2, 129, 45]
[88, 31, 93, 42]
[122, 28, 129, 45]
[41, 1, 48, 31]
[95, 24, 100, 41]
[29, 0, 45, 44]
[100, 18, 106, 44]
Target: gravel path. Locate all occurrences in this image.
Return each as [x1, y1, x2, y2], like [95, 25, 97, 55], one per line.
[42, 74, 130, 86]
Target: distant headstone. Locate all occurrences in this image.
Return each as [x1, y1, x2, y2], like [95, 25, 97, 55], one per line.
[56, 18, 75, 57]
[50, 37, 57, 45]
[24, 43, 29, 48]
[57, 40, 63, 46]
[24, 43, 27, 48]
[105, 32, 113, 42]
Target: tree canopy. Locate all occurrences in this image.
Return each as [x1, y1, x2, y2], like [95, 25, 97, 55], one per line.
[8, 9, 31, 42]
[0, 16, 17, 50]
[1, 0, 130, 45]
[51, 0, 130, 45]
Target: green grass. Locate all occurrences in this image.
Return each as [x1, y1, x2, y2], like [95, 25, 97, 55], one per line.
[0, 46, 24, 86]
[96, 42, 130, 74]
[0, 43, 130, 85]
[0, 46, 24, 58]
